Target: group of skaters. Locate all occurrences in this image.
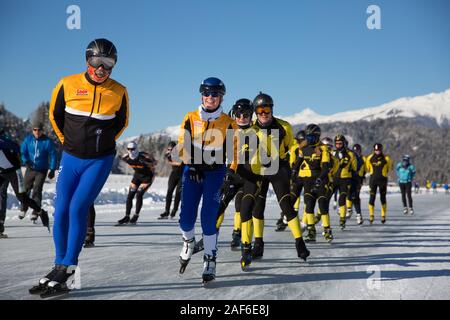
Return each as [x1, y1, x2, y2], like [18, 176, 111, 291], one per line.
[0, 37, 439, 297]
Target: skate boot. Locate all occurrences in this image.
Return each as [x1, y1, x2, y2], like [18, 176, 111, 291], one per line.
[179, 237, 195, 274]
[339, 218, 346, 230]
[323, 227, 334, 243]
[346, 207, 353, 219]
[30, 210, 38, 223]
[40, 266, 75, 299]
[202, 254, 216, 285]
[369, 216, 374, 225]
[252, 238, 264, 259]
[381, 216, 386, 224]
[158, 211, 169, 220]
[18, 211, 26, 220]
[39, 209, 50, 232]
[129, 214, 139, 225]
[170, 209, 177, 219]
[275, 217, 288, 232]
[403, 207, 408, 215]
[304, 226, 316, 243]
[295, 237, 310, 261]
[240, 243, 252, 271]
[29, 265, 63, 295]
[230, 230, 241, 250]
[356, 213, 364, 225]
[84, 227, 95, 248]
[0, 221, 7, 238]
[115, 215, 130, 226]
[409, 207, 414, 215]
[193, 237, 204, 254]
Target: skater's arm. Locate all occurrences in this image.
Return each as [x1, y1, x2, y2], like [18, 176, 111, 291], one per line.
[49, 79, 66, 144]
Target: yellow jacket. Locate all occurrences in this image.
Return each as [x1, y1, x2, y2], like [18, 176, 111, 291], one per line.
[365, 153, 392, 178]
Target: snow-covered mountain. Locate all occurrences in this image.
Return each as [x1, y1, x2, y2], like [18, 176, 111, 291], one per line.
[280, 89, 450, 127]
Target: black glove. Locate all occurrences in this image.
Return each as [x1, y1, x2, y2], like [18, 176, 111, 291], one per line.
[25, 161, 33, 170]
[48, 170, 55, 179]
[311, 177, 323, 194]
[221, 169, 237, 194]
[188, 165, 204, 183]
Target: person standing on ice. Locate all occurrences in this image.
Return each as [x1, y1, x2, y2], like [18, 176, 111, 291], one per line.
[177, 77, 238, 284]
[29, 38, 129, 298]
[116, 141, 157, 225]
[396, 155, 416, 215]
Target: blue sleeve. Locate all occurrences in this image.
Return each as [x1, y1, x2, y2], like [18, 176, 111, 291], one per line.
[21, 137, 30, 165]
[48, 139, 57, 170]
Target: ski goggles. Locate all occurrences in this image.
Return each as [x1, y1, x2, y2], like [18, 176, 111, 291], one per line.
[255, 106, 272, 115]
[127, 147, 136, 151]
[306, 134, 318, 144]
[202, 91, 222, 97]
[88, 56, 116, 70]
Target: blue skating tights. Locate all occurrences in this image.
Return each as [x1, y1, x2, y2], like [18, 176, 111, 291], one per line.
[53, 152, 113, 266]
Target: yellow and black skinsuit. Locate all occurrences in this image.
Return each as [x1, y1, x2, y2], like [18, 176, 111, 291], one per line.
[293, 142, 332, 241]
[349, 154, 366, 216]
[366, 152, 392, 222]
[236, 119, 307, 264]
[333, 148, 357, 227]
[248, 117, 303, 257]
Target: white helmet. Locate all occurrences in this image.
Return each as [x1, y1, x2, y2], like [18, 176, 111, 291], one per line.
[127, 142, 137, 150]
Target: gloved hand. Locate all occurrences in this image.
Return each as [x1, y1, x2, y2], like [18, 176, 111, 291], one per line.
[48, 170, 55, 179]
[188, 165, 204, 183]
[311, 177, 323, 194]
[25, 161, 33, 170]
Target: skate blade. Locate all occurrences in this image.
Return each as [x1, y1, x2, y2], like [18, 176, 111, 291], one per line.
[114, 223, 129, 227]
[0, 234, 8, 239]
[40, 289, 70, 299]
[202, 278, 215, 287]
[179, 263, 189, 274]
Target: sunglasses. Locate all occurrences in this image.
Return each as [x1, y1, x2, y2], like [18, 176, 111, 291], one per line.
[234, 112, 252, 119]
[88, 56, 116, 70]
[255, 106, 272, 115]
[202, 91, 222, 98]
[127, 148, 136, 151]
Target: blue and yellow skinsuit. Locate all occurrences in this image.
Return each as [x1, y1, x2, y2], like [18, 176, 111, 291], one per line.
[49, 72, 129, 266]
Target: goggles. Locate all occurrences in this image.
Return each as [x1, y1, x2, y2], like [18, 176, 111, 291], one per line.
[88, 56, 116, 70]
[255, 106, 272, 115]
[306, 134, 318, 144]
[202, 91, 222, 98]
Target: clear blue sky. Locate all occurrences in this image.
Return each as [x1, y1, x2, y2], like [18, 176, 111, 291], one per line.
[1, 0, 449, 138]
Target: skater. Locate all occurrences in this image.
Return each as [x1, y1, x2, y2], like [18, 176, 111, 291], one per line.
[84, 205, 96, 247]
[279, 129, 306, 232]
[116, 142, 156, 225]
[396, 155, 416, 215]
[432, 181, 438, 194]
[332, 134, 357, 229]
[19, 121, 57, 222]
[414, 181, 420, 194]
[291, 124, 333, 243]
[444, 183, 449, 194]
[244, 92, 307, 260]
[177, 77, 238, 283]
[350, 144, 366, 225]
[29, 38, 129, 298]
[0, 131, 50, 234]
[426, 180, 431, 193]
[365, 143, 392, 224]
[159, 141, 183, 219]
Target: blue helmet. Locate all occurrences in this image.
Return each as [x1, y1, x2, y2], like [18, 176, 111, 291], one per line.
[199, 77, 226, 95]
[403, 154, 411, 162]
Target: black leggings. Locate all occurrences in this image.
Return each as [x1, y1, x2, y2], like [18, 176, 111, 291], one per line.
[0, 171, 41, 212]
[369, 177, 387, 206]
[252, 163, 297, 222]
[303, 177, 330, 217]
[350, 179, 363, 214]
[335, 177, 352, 207]
[165, 167, 182, 213]
[290, 176, 304, 213]
[399, 182, 413, 208]
[126, 182, 152, 216]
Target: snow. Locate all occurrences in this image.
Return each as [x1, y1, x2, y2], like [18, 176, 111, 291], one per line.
[1, 175, 450, 300]
[280, 89, 450, 127]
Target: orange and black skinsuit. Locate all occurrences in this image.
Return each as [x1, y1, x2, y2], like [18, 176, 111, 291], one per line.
[366, 152, 392, 223]
[292, 142, 332, 242]
[333, 148, 357, 228]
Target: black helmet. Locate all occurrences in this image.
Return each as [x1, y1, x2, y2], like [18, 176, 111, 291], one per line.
[374, 143, 383, 151]
[168, 141, 177, 148]
[334, 134, 346, 143]
[352, 143, 362, 154]
[232, 98, 253, 116]
[253, 92, 274, 108]
[305, 124, 321, 145]
[321, 137, 333, 146]
[86, 38, 117, 68]
[199, 77, 226, 95]
[296, 130, 306, 141]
